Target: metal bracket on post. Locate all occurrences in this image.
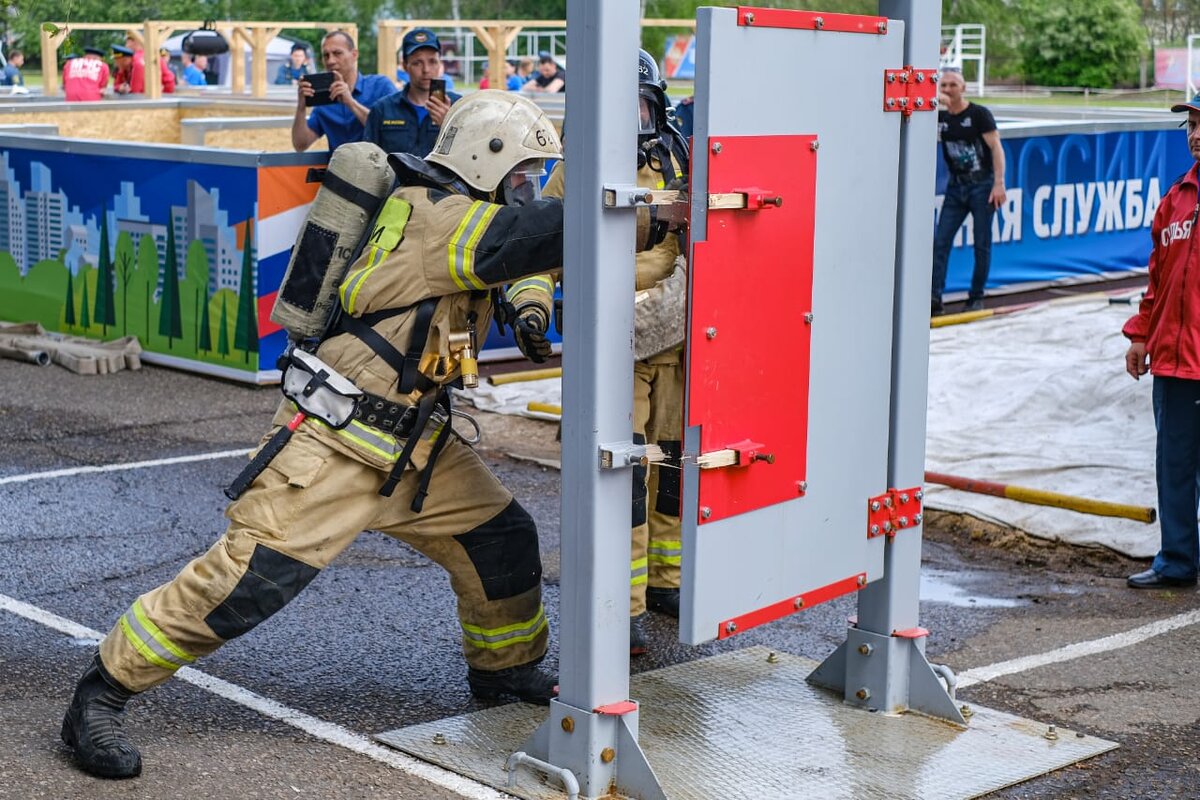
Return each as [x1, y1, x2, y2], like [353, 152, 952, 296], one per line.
[599, 441, 666, 470]
[602, 185, 685, 209]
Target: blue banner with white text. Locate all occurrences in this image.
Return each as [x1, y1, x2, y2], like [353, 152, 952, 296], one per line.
[936, 128, 1194, 294]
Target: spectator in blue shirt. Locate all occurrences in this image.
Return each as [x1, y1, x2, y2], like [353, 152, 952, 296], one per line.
[275, 42, 312, 85]
[292, 30, 397, 152]
[2, 50, 25, 87]
[182, 54, 208, 87]
[365, 28, 460, 158]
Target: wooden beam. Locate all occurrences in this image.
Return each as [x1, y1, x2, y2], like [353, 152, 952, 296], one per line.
[143, 22, 161, 99]
[39, 26, 67, 97]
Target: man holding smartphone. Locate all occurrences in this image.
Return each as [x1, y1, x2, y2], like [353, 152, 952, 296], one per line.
[292, 30, 396, 152]
[363, 28, 460, 158]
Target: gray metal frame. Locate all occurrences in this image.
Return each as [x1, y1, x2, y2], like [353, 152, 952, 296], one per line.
[512, 3, 958, 798]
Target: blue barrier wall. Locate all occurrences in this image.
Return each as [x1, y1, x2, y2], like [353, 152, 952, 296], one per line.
[935, 125, 1193, 295]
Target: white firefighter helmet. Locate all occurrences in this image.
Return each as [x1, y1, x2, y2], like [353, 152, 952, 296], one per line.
[426, 90, 562, 194]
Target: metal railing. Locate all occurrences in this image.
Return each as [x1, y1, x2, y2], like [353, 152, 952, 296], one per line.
[940, 23, 985, 96]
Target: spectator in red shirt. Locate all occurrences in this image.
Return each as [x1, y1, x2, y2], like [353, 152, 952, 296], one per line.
[64, 47, 110, 101]
[111, 45, 135, 94]
[115, 35, 174, 94]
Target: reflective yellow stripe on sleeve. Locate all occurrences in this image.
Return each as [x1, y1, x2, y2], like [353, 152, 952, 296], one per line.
[118, 599, 196, 671]
[339, 197, 412, 314]
[448, 201, 500, 291]
[507, 274, 557, 301]
[461, 605, 549, 650]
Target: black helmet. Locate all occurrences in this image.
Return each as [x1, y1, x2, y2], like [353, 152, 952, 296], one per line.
[637, 49, 669, 136]
[638, 48, 666, 90]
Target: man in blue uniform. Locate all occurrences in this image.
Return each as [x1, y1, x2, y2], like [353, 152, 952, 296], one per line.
[291, 30, 396, 152]
[364, 28, 460, 158]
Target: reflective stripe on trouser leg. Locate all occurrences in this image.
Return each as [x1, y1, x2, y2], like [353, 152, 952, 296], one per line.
[644, 355, 684, 590]
[375, 438, 548, 672]
[630, 362, 654, 615]
[101, 431, 381, 692]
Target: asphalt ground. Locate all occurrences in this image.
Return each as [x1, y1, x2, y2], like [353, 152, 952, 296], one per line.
[1, 351, 1198, 800]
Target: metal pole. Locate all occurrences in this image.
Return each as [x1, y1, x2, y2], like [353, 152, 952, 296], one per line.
[855, 0, 963, 724]
[520, 1, 665, 798]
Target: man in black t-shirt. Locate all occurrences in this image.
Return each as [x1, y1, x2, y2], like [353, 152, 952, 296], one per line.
[931, 68, 1007, 314]
[522, 53, 565, 93]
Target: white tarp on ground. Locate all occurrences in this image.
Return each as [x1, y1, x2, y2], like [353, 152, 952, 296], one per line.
[464, 377, 562, 422]
[925, 292, 1158, 558]
[464, 292, 1161, 557]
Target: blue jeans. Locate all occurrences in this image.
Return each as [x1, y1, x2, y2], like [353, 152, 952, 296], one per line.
[931, 176, 995, 303]
[1151, 376, 1200, 580]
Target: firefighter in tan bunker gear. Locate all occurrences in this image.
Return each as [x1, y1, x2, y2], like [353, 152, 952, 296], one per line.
[506, 50, 688, 656]
[61, 91, 567, 780]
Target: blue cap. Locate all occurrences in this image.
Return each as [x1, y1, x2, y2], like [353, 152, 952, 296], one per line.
[83, 47, 105, 56]
[1172, 94, 1200, 113]
[401, 28, 440, 59]
[111, 45, 133, 56]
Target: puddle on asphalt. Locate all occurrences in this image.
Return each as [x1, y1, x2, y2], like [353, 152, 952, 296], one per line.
[920, 569, 1024, 608]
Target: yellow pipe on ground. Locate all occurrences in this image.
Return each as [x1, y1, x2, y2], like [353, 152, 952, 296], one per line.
[924, 471, 1156, 523]
[930, 309, 995, 328]
[527, 402, 562, 416]
[488, 367, 562, 386]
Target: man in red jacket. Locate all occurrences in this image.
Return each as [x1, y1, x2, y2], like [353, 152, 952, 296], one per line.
[1123, 93, 1200, 589]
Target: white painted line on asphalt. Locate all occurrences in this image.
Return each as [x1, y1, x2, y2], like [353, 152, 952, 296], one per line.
[0, 592, 514, 800]
[0, 449, 248, 486]
[957, 606, 1200, 689]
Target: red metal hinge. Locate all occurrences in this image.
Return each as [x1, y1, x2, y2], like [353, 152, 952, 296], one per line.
[883, 67, 939, 117]
[716, 572, 867, 640]
[867, 486, 923, 538]
[737, 6, 888, 34]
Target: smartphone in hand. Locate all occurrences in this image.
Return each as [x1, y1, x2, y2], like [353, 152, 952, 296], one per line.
[304, 71, 337, 107]
[429, 78, 447, 104]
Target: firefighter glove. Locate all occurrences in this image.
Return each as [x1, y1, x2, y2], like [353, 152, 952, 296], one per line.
[514, 306, 552, 363]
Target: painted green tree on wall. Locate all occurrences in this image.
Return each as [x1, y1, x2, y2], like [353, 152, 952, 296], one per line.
[136, 235, 158, 345]
[80, 279, 91, 330]
[233, 221, 258, 364]
[64, 271, 76, 328]
[114, 230, 136, 337]
[217, 293, 231, 357]
[93, 216, 116, 336]
[185, 240, 212, 354]
[159, 224, 183, 348]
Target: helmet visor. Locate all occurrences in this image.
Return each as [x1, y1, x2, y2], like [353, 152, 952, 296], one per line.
[638, 96, 656, 136]
[503, 159, 546, 206]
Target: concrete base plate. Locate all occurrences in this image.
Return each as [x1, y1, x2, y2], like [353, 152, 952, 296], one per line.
[375, 647, 1117, 800]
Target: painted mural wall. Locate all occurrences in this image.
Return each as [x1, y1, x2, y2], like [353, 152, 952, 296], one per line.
[0, 147, 263, 371]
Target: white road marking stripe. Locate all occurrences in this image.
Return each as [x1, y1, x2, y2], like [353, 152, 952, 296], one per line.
[0, 450, 249, 486]
[955, 607, 1200, 689]
[0, 593, 513, 800]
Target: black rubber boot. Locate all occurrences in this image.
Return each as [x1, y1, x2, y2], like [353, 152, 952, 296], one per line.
[467, 662, 558, 705]
[630, 613, 649, 656]
[61, 655, 142, 779]
[646, 587, 680, 619]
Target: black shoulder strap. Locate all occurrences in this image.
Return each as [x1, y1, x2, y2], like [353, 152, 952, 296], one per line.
[307, 167, 381, 214]
[337, 297, 439, 394]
